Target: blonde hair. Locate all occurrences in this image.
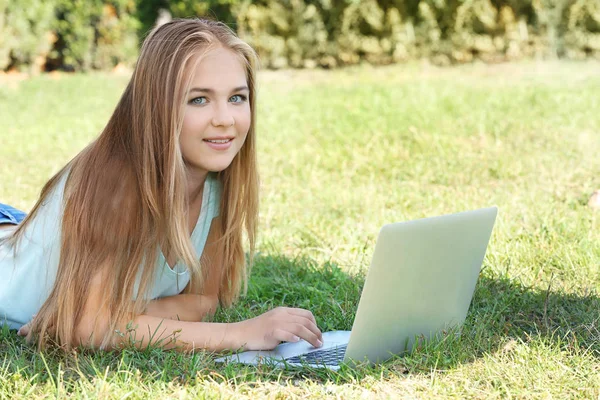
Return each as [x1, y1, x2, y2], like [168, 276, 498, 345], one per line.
[3, 18, 259, 350]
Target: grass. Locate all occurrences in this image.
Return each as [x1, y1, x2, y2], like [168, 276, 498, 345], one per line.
[1, 60, 600, 398]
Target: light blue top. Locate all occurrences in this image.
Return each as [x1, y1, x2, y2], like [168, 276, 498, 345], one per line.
[0, 171, 221, 330]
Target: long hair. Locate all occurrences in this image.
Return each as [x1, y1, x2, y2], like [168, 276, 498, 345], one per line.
[3, 18, 259, 350]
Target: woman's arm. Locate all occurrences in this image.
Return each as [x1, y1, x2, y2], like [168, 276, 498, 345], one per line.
[142, 293, 218, 322]
[74, 268, 321, 352]
[116, 314, 238, 351]
[19, 217, 323, 351]
[19, 263, 322, 352]
[127, 306, 323, 352]
[142, 216, 224, 322]
[72, 215, 322, 352]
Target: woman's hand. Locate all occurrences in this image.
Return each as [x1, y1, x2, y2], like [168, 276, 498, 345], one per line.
[17, 314, 35, 337]
[233, 307, 323, 351]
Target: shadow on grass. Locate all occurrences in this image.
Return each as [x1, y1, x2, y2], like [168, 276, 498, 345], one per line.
[1, 253, 598, 388]
[469, 272, 600, 355]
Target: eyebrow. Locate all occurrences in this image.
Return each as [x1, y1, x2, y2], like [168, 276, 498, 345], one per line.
[189, 86, 249, 94]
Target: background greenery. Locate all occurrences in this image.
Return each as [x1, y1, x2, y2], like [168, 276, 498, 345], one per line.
[0, 60, 599, 397]
[1, 0, 600, 73]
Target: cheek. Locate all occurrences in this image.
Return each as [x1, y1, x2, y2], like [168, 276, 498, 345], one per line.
[180, 114, 203, 153]
[237, 109, 252, 138]
[240, 120, 251, 139]
[183, 108, 212, 132]
[182, 112, 199, 134]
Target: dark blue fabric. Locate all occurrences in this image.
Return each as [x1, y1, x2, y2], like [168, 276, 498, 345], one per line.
[0, 203, 27, 225]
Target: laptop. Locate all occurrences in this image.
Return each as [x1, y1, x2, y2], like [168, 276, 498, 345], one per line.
[215, 207, 498, 370]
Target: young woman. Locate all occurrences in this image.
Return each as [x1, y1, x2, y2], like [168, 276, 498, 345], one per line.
[0, 18, 322, 352]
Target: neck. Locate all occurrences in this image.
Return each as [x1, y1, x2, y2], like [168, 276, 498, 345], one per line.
[186, 167, 208, 204]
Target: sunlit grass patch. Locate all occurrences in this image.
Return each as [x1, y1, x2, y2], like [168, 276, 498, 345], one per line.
[1, 61, 599, 398]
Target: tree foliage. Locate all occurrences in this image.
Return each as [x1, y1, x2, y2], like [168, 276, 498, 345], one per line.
[0, 0, 598, 72]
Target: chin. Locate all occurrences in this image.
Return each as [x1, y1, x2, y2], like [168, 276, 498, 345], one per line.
[205, 160, 235, 173]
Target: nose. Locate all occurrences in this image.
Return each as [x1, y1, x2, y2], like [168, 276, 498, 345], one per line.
[211, 104, 235, 127]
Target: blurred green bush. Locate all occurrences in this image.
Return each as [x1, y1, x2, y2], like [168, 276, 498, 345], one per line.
[0, 0, 56, 73]
[1, 0, 138, 72]
[0, 0, 598, 72]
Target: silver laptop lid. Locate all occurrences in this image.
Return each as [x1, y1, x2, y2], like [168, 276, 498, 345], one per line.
[344, 207, 498, 364]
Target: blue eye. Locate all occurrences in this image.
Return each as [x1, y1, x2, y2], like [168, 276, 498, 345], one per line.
[190, 97, 207, 105]
[229, 94, 247, 103]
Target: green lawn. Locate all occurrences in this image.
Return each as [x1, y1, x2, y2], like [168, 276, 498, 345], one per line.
[1, 60, 599, 398]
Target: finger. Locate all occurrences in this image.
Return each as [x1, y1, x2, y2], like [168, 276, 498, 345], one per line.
[285, 308, 321, 339]
[273, 307, 318, 332]
[289, 314, 322, 341]
[17, 325, 29, 337]
[272, 328, 301, 344]
[288, 323, 323, 348]
[286, 308, 318, 326]
[273, 308, 322, 342]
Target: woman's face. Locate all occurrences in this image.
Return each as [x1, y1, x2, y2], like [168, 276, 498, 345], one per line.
[180, 47, 251, 176]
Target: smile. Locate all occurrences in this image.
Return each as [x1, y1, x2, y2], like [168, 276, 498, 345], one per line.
[203, 138, 234, 151]
[203, 138, 233, 143]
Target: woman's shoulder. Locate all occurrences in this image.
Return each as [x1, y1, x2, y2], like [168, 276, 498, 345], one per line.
[26, 170, 71, 235]
[0, 169, 70, 257]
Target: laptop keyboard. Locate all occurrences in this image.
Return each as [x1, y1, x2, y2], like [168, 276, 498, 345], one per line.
[285, 344, 347, 366]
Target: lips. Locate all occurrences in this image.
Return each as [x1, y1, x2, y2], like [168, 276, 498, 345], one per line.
[203, 137, 233, 143]
[203, 137, 234, 150]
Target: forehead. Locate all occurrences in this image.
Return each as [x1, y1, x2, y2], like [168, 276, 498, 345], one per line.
[188, 46, 247, 87]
